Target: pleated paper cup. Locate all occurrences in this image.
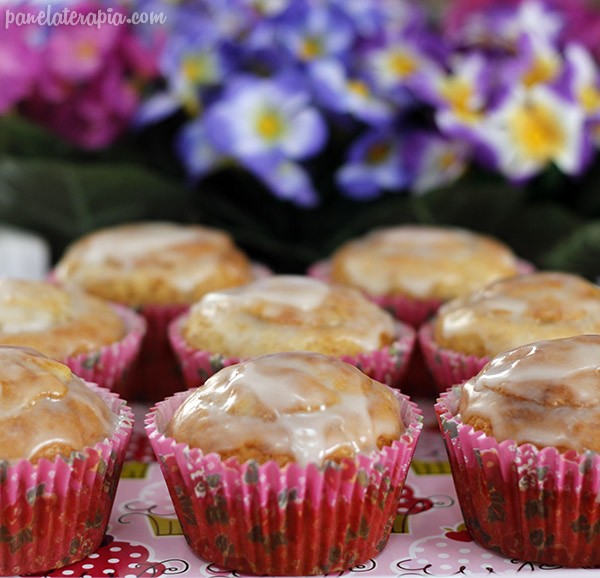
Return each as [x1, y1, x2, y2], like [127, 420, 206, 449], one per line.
[64, 303, 146, 399]
[146, 390, 422, 576]
[168, 314, 416, 390]
[418, 321, 488, 392]
[0, 385, 133, 576]
[436, 387, 600, 567]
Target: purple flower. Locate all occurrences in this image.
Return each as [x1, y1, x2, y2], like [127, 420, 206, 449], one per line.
[403, 132, 469, 195]
[244, 153, 318, 207]
[336, 130, 408, 199]
[203, 74, 327, 161]
[276, 1, 353, 62]
[470, 84, 590, 180]
[308, 59, 393, 125]
[176, 118, 224, 178]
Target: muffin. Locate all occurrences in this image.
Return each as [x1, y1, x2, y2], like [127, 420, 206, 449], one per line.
[54, 221, 263, 401]
[420, 271, 600, 391]
[146, 351, 422, 575]
[169, 275, 415, 388]
[0, 279, 145, 395]
[436, 334, 600, 566]
[0, 346, 133, 575]
[311, 225, 525, 327]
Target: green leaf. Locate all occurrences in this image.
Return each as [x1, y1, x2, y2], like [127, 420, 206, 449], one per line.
[0, 116, 77, 159]
[0, 158, 190, 258]
[541, 221, 600, 280]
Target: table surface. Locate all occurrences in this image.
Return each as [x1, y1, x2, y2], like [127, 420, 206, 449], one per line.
[32, 402, 600, 578]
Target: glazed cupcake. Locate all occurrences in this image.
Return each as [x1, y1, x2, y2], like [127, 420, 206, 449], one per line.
[420, 271, 600, 391]
[146, 351, 422, 575]
[310, 225, 525, 327]
[169, 275, 415, 389]
[54, 221, 263, 402]
[0, 279, 145, 396]
[0, 346, 133, 576]
[436, 334, 600, 566]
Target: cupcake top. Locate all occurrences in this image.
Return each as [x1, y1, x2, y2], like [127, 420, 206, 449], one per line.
[179, 275, 397, 357]
[457, 334, 600, 453]
[0, 279, 125, 359]
[0, 346, 117, 463]
[433, 272, 600, 357]
[329, 225, 521, 300]
[166, 351, 403, 467]
[54, 222, 255, 306]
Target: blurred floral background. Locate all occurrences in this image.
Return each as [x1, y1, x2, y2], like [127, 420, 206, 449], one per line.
[2, 0, 600, 275]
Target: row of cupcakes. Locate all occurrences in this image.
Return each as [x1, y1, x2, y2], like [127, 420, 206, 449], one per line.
[7, 330, 600, 575]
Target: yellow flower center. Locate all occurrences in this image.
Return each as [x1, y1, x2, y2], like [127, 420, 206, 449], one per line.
[580, 85, 600, 113]
[256, 110, 285, 140]
[182, 55, 213, 84]
[366, 142, 391, 164]
[438, 150, 458, 171]
[300, 36, 323, 60]
[76, 40, 97, 61]
[348, 80, 370, 98]
[522, 56, 559, 88]
[440, 77, 481, 123]
[507, 100, 566, 162]
[388, 50, 417, 78]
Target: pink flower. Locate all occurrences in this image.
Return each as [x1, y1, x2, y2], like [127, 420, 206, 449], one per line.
[0, 10, 40, 113]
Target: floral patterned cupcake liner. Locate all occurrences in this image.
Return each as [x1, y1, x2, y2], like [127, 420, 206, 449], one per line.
[168, 314, 416, 390]
[418, 321, 488, 392]
[145, 389, 422, 576]
[436, 387, 600, 567]
[127, 303, 190, 403]
[65, 303, 146, 399]
[0, 384, 133, 576]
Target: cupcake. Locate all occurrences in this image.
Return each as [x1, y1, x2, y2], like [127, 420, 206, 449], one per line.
[436, 334, 600, 566]
[0, 279, 145, 396]
[54, 221, 263, 402]
[146, 351, 422, 575]
[0, 346, 133, 576]
[310, 225, 525, 327]
[169, 275, 415, 389]
[420, 271, 600, 391]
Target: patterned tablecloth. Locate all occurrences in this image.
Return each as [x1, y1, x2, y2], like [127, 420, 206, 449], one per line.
[34, 402, 599, 578]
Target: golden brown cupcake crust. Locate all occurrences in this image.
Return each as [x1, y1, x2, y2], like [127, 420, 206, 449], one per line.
[0, 279, 125, 359]
[457, 334, 600, 453]
[0, 347, 116, 463]
[434, 272, 600, 357]
[180, 275, 397, 357]
[54, 222, 255, 306]
[166, 351, 403, 467]
[329, 225, 521, 300]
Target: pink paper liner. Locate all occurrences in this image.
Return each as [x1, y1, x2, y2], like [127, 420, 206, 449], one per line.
[435, 388, 600, 567]
[168, 314, 416, 390]
[145, 389, 421, 576]
[127, 303, 190, 404]
[0, 384, 133, 576]
[308, 259, 536, 329]
[64, 303, 146, 399]
[418, 321, 489, 392]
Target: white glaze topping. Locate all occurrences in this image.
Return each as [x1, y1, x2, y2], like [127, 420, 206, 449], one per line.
[436, 272, 600, 355]
[332, 226, 519, 298]
[184, 275, 396, 355]
[167, 351, 402, 466]
[68, 222, 219, 266]
[458, 334, 600, 451]
[0, 347, 117, 462]
[0, 279, 88, 333]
